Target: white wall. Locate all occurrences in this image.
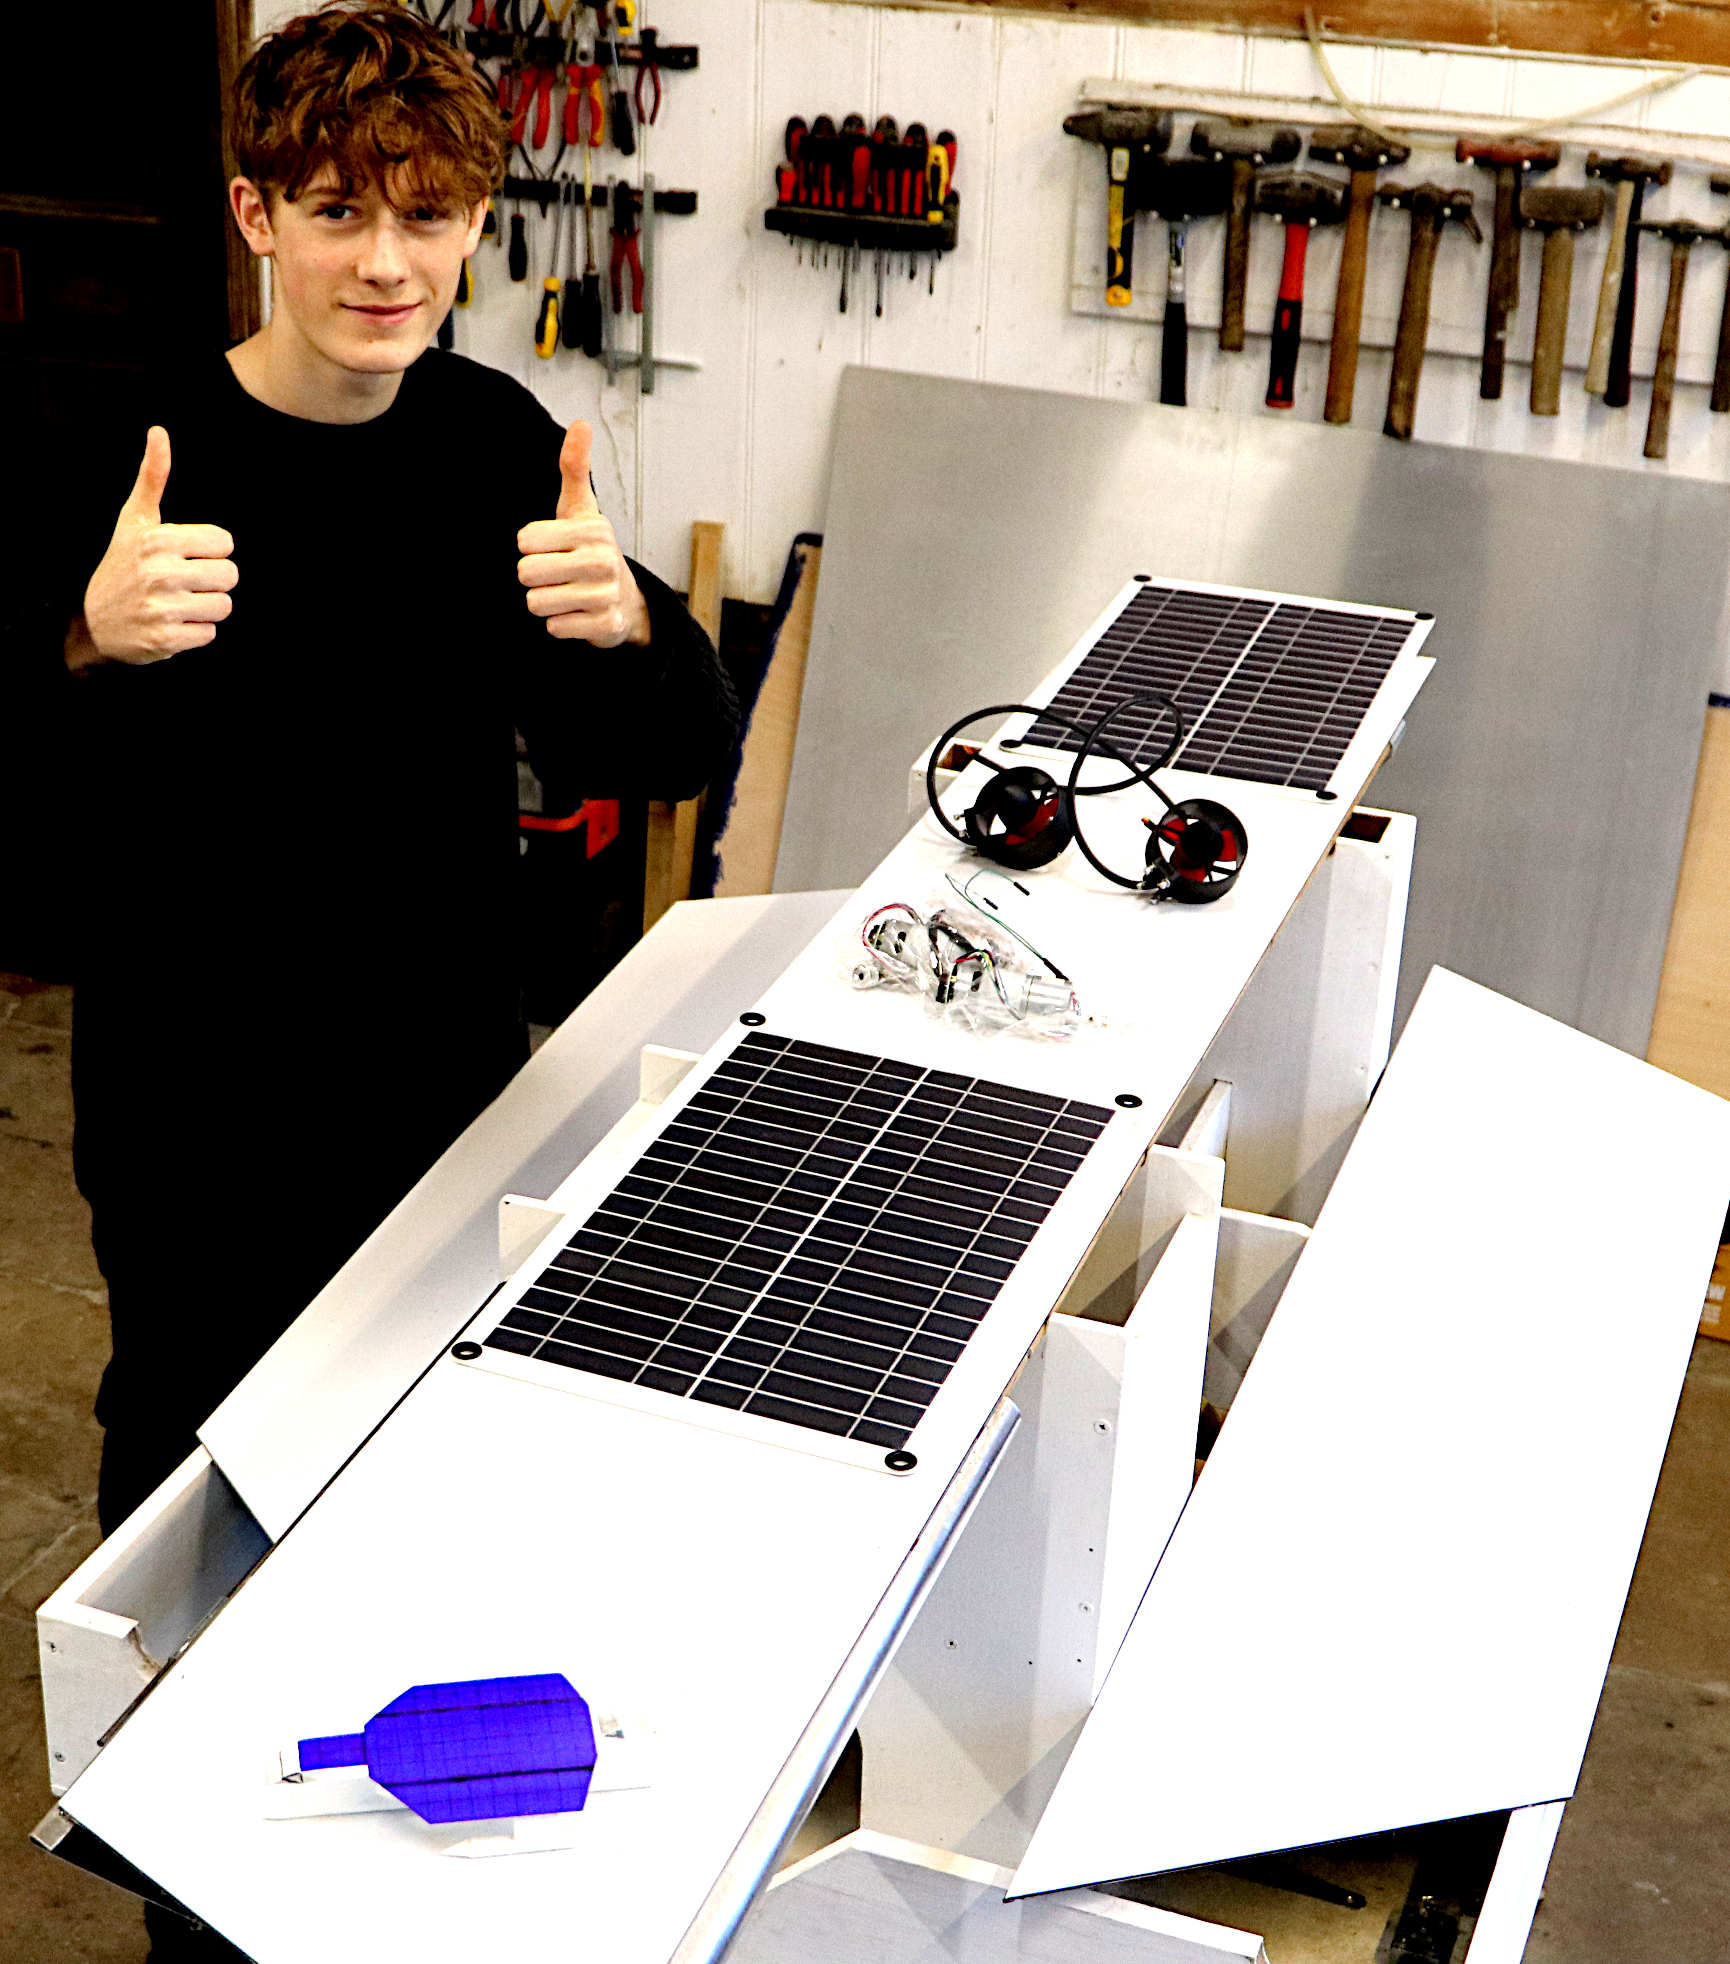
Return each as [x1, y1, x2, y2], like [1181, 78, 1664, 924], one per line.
[252, 1, 1730, 606]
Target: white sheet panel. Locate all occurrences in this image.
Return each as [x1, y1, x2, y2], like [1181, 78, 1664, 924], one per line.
[1012, 967, 1730, 1896]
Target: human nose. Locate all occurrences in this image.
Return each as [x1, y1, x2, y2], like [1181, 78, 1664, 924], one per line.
[355, 216, 410, 286]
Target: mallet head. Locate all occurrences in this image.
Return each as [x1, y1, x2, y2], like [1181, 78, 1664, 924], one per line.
[1252, 169, 1347, 227]
[1518, 183, 1606, 233]
[1308, 123, 1410, 173]
[1189, 118, 1300, 167]
[1585, 151, 1673, 189]
[1455, 137, 1561, 175]
[1062, 108, 1174, 155]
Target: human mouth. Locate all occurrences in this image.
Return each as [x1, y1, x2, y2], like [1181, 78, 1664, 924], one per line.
[347, 303, 419, 325]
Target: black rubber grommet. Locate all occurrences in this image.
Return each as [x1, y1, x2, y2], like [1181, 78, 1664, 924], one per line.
[999, 737, 1022, 750]
[1415, 610, 1435, 620]
[740, 1011, 767, 1026]
[451, 1342, 482, 1361]
[1134, 572, 1151, 581]
[885, 1450, 918, 1472]
[1115, 1093, 1143, 1109]
[1317, 790, 1338, 802]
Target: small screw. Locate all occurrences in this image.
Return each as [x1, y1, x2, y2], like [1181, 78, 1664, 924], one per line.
[739, 1011, 767, 1027]
[1094, 1419, 1112, 1434]
[451, 1341, 482, 1361]
[946, 1638, 958, 1650]
[52, 1751, 64, 1762]
[46, 1642, 57, 1653]
[1115, 1093, 1142, 1108]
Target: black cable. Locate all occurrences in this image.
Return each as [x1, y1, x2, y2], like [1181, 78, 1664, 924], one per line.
[923, 698, 1184, 851]
[1060, 692, 1189, 893]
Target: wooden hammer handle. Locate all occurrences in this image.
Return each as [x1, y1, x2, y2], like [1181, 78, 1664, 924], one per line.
[1385, 216, 1440, 440]
[1711, 257, 1730, 413]
[1644, 238, 1691, 460]
[1585, 178, 1634, 396]
[1220, 157, 1252, 351]
[1480, 167, 1518, 401]
[1529, 227, 1573, 417]
[1325, 169, 1375, 425]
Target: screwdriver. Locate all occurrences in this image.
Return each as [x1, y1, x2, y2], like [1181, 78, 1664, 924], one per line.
[561, 177, 583, 350]
[509, 205, 528, 281]
[535, 179, 565, 357]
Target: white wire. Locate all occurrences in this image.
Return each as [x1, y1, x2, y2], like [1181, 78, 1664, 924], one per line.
[1301, 8, 1702, 144]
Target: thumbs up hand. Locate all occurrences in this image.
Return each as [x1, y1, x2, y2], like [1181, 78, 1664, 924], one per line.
[75, 427, 238, 667]
[515, 419, 649, 648]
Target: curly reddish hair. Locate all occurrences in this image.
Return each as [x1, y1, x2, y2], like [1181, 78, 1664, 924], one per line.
[231, 2, 507, 209]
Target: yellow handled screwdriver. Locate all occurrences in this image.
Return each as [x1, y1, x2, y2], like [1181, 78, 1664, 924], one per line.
[536, 179, 566, 357]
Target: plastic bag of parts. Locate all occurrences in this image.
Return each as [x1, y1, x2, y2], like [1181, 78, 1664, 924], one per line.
[850, 898, 1081, 1040]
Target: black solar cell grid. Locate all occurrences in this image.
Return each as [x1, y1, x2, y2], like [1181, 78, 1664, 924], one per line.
[483, 1033, 1113, 1452]
[1023, 583, 1413, 792]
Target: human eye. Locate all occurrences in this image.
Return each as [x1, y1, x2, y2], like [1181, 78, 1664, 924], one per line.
[313, 202, 353, 222]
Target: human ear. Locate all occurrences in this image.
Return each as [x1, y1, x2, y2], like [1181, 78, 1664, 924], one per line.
[229, 177, 276, 258]
[462, 199, 488, 257]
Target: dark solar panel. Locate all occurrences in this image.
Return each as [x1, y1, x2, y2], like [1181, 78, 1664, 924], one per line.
[482, 1033, 1113, 1452]
[1023, 583, 1415, 792]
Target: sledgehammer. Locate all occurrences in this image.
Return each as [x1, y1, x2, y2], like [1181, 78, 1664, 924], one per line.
[1190, 118, 1300, 351]
[1062, 108, 1174, 307]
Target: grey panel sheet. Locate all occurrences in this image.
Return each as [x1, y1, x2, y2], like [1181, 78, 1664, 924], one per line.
[776, 368, 1729, 1054]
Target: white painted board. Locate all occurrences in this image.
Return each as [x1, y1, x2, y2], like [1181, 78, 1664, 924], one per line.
[735, 1830, 1266, 1964]
[1012, 967, 1730, 1897]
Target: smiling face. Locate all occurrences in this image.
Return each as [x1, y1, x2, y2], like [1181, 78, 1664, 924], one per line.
[229, 168, 486, 388]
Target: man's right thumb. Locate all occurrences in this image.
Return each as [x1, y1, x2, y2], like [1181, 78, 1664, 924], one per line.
[125, 426, 171, 522]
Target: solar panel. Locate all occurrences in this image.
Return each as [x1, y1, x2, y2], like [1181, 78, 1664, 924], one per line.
[1023, 582, 1417, 792]
[481, 1032, 1114, 1454]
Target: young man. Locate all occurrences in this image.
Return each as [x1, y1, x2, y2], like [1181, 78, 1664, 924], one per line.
[62, 0, 734, 1761]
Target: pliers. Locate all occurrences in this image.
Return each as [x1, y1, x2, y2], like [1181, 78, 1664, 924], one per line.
[608, 178, 643, 314]
[634, 26, 663, 127]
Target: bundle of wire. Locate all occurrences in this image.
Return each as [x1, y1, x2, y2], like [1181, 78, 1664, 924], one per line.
[851, 899, 1081, 1039]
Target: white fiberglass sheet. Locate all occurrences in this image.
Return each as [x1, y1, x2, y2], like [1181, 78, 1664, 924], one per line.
[1012, 968, 1730, 1897]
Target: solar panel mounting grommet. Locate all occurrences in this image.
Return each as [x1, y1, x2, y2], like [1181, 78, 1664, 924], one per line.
[1114, 1093, 1143, 1108]
[1416, 610, 1434, 619]
[451, 1342, 482, 1360]
[1316, 790, 1338, 801]
[739, 1012, 767, 1026]
[884, 1450, 918, 1472]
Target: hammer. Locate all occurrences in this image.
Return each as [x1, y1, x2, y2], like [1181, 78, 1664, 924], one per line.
[1377, 183, 1482, 441]
[1136, 155, 1233, 406]
[1252, 170, 1346, 410]
[1190, 118, 1301, 351]
[1519, 183, 1604, 417]
[1637, 218, 1718, 461]
[1709, 175, 1730, 414]
[1308, 123, 1411, 424]
[1456, 137, 1560, 400]
[1584, 152, 1672, 404]
[1062, 109, 1174, 308]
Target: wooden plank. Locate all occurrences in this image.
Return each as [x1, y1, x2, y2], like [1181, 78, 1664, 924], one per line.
[645, 523, 727, 933]
[1648, 702, 1730, 1099]
[713, 539, 823, 898]
[860, 0, 1730, 69]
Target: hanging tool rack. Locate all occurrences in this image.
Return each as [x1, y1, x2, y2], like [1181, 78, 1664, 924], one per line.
[765, 116, 960, 314]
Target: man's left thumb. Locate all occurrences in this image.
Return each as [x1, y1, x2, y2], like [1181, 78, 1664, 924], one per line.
[556, 419, 599, 519]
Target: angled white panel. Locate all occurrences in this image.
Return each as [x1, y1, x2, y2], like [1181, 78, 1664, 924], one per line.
[1463, 1804, 1566, 1964]
[735, 1831, 1265, 1964]
[1094, 1210, 1217, 1681]
[1012, 968, 1730, 1898]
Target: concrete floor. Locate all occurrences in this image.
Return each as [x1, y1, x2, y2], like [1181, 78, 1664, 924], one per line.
[3, 968, 1729, 1961]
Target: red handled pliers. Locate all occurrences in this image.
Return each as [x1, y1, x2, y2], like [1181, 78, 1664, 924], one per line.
[608, 178, 643, 314]
[634, 27, 663, 126]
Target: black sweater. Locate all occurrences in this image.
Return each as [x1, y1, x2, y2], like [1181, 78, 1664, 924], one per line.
[52, 350, 736, 1382]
